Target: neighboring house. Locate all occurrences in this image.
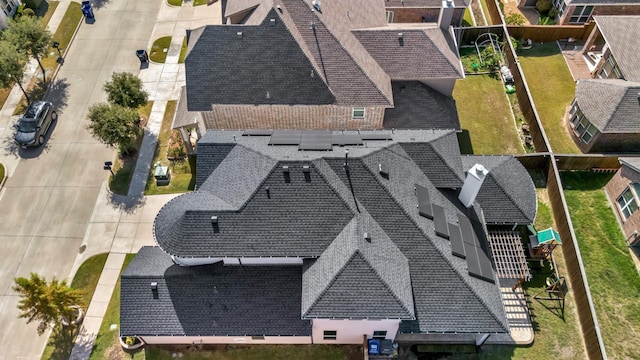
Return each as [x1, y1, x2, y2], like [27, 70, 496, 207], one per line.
[0, 0, 20, 28]
[547, 0, 640, 25]
[566, 16, 640, 153]
[605, 157, 640, 247]
[384, 0, 469, 25]
[120, 129, 537, 346]
[176, 0, 464, 136]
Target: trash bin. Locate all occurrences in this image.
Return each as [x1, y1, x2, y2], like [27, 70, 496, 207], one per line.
[154, 164, 171, 186]
[367, 339, 381, 355]
[136, 49, 149, 63]
[81, 1, 94, 19]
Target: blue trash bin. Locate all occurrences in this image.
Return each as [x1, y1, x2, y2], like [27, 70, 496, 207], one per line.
[367, 339, 381, 355]
[81, 1, 94, 19]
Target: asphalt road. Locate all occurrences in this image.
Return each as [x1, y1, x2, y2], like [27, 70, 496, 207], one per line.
[0, 0, 160, 357]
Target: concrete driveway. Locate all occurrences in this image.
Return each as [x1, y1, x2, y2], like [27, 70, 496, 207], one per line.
[0, 0, 160, 358]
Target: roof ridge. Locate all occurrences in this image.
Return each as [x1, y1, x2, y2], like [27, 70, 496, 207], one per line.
[360, 153, 506, 330]
[357, 251, 415, 319]
[605, 87, 638, 132]
[421, 29, 463, 78]
[312, 159, 360, 214]
[486, 171, 532, 224]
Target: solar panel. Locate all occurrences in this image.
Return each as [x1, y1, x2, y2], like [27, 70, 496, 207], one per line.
[360, 133, 392, 140]
[458, 214, 494, 283]
[432, 204, 449, 239]
[458, 215, 479, 247]
[299, 131, 332, 151]
[242, 130, 274, 136]
[415, 184, 433, 219]
[331, 134, 363, 146]
[269, 131, 302, 145]
[449, 224, 465, 258]
[298, 142, 332, 151]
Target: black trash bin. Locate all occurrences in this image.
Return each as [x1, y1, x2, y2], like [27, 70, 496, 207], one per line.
[136, 49, 149, 63]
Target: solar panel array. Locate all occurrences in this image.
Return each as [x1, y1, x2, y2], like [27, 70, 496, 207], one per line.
[458, 214, 495, 283]
[415, 184, 433, 219]
[241, 130, 390, 151]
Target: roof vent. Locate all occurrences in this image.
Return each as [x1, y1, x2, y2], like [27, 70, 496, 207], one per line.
[303, 165, 311, 182]
[302, 165, 310, 173]
[310, 70, 314, 78]
[266, 91, 270, 99]
[150, 282, 158, 290]
[276, 4, 282, 12]
[379, 163, 389, 179]
[266, 186, 271, 199]
[283, 165, 291, 183]
[270, 18, 276, 25]
[312, 0, 321, 12]
[398, 32, 403, 39]
[282, 165, 290, 173]
[398, 32, 404, 46]
[211, 216, 218, 224]
[364, 232, 371, 242]
[237, 31, 243, 38]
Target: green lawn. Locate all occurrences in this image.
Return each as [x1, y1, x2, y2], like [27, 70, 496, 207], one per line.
[109, 102, 153, 195]
[453, 74, 522, 155]
[178, 36, 188, 64]
[462, 8, 474, 26]
[146, 345, 363, 359]
[89, 254, 141, 360]
[149, 36, 172, 63]
[518, 42, 580, 154]
[42, 1, 82, 74]
[0, 163, 5, 182]
[167, 0, 182, 6]
[561, 171, 640, 359]
[145, 101, 196, 195]
[41, 253, 109, 360]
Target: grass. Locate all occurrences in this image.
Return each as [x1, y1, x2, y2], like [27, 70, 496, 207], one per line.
[41, 253, 109, 360]
[178, 37, 188, 64]
[109, 102, 153, 195]
[145, 345, 363, 359]
[517, 42, 580, 154]
[561, 171, 640, 359]
[193, 0, 209, 6]
[149, 36, 172, 63]
[89, 254, 141, 360]
[0, 163, 4, 182]
[462, 8, 474, 26]
[167, 0, 183, 6]
[145, 101, 196, 195]
[13, 1, 83, 115]
[453, 74, 522, 155]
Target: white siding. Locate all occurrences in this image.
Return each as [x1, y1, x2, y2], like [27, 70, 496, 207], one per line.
[420, 79, 456, 97]
[312, 319, 400, 344]
[141, 335, 312, 345]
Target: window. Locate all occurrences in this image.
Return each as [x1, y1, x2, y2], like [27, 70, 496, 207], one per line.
[570, 107, 583, 126]
[598, 55, 623, 80]
[552, 0, 567, 15]
[373, 330, 387, 340]
[580, 124, 596, 143]
[570, 105, 598, 144]
[323, 330, 337, 340]
[386, 11, 394, 23]
[574, 116, 587, 135]
[617, 187, 639, 220]
[569, 6, 593, 24]
[352, 107, 365, 119]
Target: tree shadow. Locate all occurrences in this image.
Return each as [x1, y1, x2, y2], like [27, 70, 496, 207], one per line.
[89, 0, 111, 10]
[37, 1, 50, 17]
[457, 129, 474, 154]
[45, 78, 70, 112]
[43, 324, 80, 360]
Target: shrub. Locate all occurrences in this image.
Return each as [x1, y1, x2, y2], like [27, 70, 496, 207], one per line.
[22, 8, 35, 16]
[549, 8, 559, 18]
[167, 130, 187, 159]
[505, 12, 526, 25]
[536, 0, 553, 15]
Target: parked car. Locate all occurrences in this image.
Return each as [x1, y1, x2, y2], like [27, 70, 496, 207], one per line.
[14, 101, 57, 148]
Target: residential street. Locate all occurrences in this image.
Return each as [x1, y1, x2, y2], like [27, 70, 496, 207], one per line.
[0, 0, 212, 357]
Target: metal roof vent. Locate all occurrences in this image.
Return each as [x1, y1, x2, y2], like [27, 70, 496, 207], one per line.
[270, 18, 276, 25]
[302, 165, 310, 173]
[312, 0, 321, 12]
[236, 31, 243, 38]
[379, 163, 389, 179]
[283, 165, 291, 183]
[151, 282, 158, 290]
[303, 165, 311, 182]
[266, 91, 270, 99]
[211, 216, 218, 224]
[282, 165, 290, 173]
[266, 186, 271, 199]
[276, 4, 282, 12]
[364, 232, 371, 242]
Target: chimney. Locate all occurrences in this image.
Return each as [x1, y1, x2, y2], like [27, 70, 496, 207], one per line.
[438, 0, 455, 31]
[458, 164, 488, 208]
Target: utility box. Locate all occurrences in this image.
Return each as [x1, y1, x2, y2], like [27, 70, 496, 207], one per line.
[154, 165, 171, 186]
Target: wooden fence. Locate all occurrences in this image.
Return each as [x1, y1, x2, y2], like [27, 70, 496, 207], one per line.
[484, 0, 504, 26]
[546, 157, 607, 359]
[507, 22, 596, 42]
[555, 154, 622, 171]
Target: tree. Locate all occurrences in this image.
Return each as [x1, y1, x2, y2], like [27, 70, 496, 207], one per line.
[2, 16, 52, 82]
[0, 40, 31, 103]
[86, 103, 142, 155]
[103, 72, 149, 109]
[505, 12, 526, 26]
[535, 0, 553, 15]
[13, 273, 83, 335]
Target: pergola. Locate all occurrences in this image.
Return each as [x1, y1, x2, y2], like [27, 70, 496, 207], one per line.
[487, 230, 531, 281]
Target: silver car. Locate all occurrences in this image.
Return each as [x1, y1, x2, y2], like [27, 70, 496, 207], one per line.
[14, 101, 58, 148]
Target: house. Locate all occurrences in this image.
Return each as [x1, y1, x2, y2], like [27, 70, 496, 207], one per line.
[566, 16, 640, 153]
[545, 0, 640, 25]
[383, 0, 469, 24]
[120, 129, 537, 346]
[176, 0, 464, 136]
[0, 0, 20, 28]
[605, 157, 640, 247]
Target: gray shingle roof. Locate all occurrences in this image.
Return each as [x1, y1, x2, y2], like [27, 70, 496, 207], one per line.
[224, 0, 261, 17]
[173, 86, 199, 129]
[384, 81, 460, 130]
[184, 12, 335, 111]
[147, 130, 530, 334]
[575, 78, 640, 133]
[620, 157, 640, 173]
[461, 156, 537, 224]
[594, 16, 640, 82]
[302, 211, 414, 319]
[121, 247, 312, 337]
[353, 29, 463, 80]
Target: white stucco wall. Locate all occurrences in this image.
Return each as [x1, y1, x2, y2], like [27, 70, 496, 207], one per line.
[311, 319, 400, 344]
[140, 335, 312, 345]
[420, 79, 456, 97]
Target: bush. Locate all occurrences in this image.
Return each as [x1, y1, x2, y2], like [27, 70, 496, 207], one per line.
[505, 12, 526, 25]
[536, 0, 553, 15]
[548, 8, 559, 18]
[22, 8, 35, 16]
[167, 130, 187, 159]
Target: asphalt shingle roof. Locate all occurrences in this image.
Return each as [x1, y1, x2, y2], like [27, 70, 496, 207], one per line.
[461, 156, 537, 224]
[184, 12, 335, 111]
[575, 79, 640, 133]
[620, 157, 640, 173]
[383, 81, 460, 130]
[121, 247, 312, 337]
[353, 29, 463, 80]
[140, 130, 536, 336]
[224, 0, 261, 17]
[594, 16, 640, 83]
